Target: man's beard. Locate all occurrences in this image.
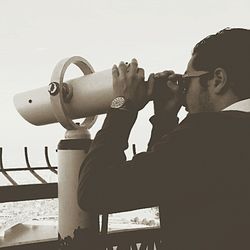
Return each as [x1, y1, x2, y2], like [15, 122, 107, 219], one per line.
[198, 88, 215, 112]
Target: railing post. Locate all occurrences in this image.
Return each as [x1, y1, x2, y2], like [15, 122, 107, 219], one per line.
[44, 146, 57, 174]
[0, 147, 3, 169]
[24, 147, 47, 184]
[0, 147, 18, 186]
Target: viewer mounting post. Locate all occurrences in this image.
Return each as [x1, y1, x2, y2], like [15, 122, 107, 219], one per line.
[14, 56, 115, 240]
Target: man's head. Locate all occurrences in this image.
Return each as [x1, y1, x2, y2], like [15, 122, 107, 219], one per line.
[184, 28, 250, 113]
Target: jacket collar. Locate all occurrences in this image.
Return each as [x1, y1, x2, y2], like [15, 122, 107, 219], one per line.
[223, 98, 250, 112]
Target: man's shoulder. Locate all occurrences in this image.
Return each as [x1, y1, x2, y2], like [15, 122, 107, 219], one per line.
[152, 111, 250, 152]
[178, 111, 250, 130]
[159, 111, 250, 145]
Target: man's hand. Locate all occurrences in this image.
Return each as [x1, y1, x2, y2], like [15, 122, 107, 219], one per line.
[112, 58, 152, 111]
[148, 71, 183, 116]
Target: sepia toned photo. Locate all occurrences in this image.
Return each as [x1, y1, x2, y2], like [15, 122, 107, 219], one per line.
[0, 1, 250, 249]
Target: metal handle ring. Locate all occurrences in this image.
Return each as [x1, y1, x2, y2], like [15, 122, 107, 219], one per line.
[49, 56, 97, 131]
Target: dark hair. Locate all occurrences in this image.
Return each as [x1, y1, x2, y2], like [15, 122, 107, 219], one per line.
[192, 28, 250, 99]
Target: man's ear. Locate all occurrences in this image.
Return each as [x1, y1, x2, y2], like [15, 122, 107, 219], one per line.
[213, 68, 228, 94]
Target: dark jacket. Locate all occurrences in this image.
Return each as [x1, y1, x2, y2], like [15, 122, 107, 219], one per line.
[78, 110, 250, 250]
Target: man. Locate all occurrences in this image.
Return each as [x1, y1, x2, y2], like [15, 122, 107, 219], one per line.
[78, 28, 250, 249]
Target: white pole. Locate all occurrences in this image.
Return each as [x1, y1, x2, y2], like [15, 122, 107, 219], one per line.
[57, 129, 99, 239]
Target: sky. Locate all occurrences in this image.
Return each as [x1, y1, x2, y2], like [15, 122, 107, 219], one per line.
[0, 0, 250, 166]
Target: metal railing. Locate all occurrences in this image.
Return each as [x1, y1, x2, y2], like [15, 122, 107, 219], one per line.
[0, 147, 164, 249]
[98, 216, 164, 250]
[0, 146, 58, 203]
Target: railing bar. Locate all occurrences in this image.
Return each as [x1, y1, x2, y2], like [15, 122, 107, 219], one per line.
[132, 144, 137, 156]
[24, 147, 32, 168]
[147, 241, 154, 250]
[0, 148, 17, 185]
[101, 213, 109, 234]
[0, 183, 58, 202]
[159, 205, 167, 231]
[45, 146, 58, 174]
[44, 146, 52, 167]
[158, 239, 166, 250]
[1, 171, 18, 185]
[105, 228, 161, 245]
[139, 242, 147, 250]
[131, 243, 139, 250]
[30, 170, 48, 184]
[117, 244, 130, 250]
[154, 240, 161, 250]
[50, 167, 58, 174]
[0, 166, 58, 172]
[0, 147, 4, 169]
[24, 147, 47, 184]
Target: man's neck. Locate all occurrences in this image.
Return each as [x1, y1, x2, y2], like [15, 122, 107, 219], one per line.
[214, 93, 239, 112]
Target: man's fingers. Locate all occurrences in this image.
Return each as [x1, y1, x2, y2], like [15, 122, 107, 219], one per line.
[128, 58, 138, 74]
[168, 73, 180, 82]
[112, 65, 119, 78]
[137, 68, 145, 79]
[167, 80, 179, 92]
[118, 61, 127, 78]
[147, 73, 155, 100]
[154, 70, 175, 79]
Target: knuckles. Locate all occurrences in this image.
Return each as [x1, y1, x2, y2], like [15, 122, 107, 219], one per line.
[113, 59, 145, 83]
[127, 73, 136, 80]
